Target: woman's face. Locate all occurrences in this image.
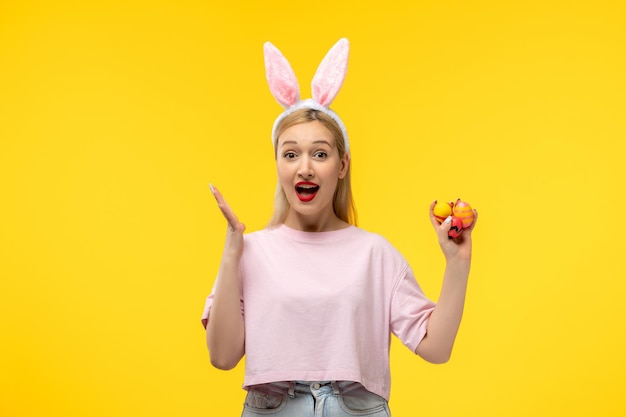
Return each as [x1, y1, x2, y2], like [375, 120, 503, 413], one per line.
[276, 120, 349, 228]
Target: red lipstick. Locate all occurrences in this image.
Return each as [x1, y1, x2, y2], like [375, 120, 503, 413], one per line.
[295, 181, 319, 202]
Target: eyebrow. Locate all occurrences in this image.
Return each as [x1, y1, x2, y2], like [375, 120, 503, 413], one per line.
[279, 140, 333, 147]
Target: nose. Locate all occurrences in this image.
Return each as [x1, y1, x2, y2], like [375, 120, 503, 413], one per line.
[297, 157, 314, 178]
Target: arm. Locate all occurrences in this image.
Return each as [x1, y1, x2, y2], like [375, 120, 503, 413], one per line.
[205, 185, 245, 370]
[415, 201, 478, 364]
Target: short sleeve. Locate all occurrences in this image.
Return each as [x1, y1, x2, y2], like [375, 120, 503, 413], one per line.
[389, 264, 436, 352]
[200, 281, 245, 329]
[200, 294, 214, 329]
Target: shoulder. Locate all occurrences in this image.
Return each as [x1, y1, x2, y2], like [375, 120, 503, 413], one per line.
[349, 227, 405, 259]
[351, 226, 394, 245]
[350, 228, 412, 284]
[242, 227, 277, 245]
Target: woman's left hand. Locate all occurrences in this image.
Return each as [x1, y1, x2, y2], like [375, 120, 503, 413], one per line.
[429, 200, 478, 262]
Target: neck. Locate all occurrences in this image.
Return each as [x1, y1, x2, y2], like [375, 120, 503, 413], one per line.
[283, 210, 348, 232]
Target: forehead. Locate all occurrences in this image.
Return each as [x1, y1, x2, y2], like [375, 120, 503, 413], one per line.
[278, 121, 336, 147]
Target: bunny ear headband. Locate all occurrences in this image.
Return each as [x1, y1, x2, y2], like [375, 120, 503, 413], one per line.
[264, 38, 350, 155]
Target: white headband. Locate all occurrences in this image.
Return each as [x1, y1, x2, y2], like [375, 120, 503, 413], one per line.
[264, 38, 350, 155]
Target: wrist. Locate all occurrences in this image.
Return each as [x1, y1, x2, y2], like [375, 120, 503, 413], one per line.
[445, 257, 471, 275]
[222, 237, 244, 259]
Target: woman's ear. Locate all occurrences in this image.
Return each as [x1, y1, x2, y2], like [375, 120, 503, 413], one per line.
[338, 152, 350, 179]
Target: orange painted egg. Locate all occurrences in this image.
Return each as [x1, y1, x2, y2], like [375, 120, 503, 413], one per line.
[433, 201, 453, 223]
[453, 199, 474, 228]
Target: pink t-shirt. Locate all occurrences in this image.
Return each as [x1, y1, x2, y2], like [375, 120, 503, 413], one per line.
[201, 224, 435, 401]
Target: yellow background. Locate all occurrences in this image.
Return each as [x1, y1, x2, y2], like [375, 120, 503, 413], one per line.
[1, 0, 625, 416]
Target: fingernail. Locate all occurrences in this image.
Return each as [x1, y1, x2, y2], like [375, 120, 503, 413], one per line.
[209, 183, 215, 195]
[444, 216, 452, 224]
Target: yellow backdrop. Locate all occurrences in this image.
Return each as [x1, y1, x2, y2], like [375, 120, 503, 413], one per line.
[1, 1, 625, 416]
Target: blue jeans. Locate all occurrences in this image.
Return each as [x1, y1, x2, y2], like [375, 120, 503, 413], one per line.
[241, 381, 391, 417]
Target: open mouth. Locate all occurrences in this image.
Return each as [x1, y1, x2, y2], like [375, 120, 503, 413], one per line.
[295, 182, 319, 202]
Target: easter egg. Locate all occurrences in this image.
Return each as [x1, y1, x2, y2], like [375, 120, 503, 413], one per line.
[448, 217, 464, 239]
[433, 201, 453, 223]
[453, 199, 475, 229]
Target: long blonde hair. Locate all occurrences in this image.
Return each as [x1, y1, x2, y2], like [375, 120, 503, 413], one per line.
[267, 108, 357, 227]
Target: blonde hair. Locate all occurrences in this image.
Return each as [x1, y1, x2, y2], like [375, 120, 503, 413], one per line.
[267, 108, 357, 227]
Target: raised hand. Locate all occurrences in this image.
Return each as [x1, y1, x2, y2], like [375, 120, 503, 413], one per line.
[415, 202, 478, 364]
[206, 184, 246, 369]
[209, 184, 245, 257]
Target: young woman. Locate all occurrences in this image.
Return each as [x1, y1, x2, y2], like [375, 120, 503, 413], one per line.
[202, 38, 477, 417]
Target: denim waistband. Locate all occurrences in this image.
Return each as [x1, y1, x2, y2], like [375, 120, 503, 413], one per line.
[250, 381, 362, 398]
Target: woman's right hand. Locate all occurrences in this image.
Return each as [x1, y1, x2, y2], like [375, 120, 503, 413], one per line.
[210, 184, 245, 258]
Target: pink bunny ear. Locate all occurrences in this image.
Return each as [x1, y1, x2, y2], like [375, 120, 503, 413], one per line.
[264, 42, 300, 108]
[311, 38, 350, 107]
